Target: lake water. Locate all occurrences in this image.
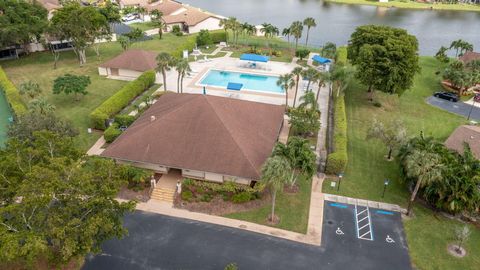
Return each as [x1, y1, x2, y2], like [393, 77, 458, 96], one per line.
[0, 89, 12, 145]
[183, 0, 480, 55]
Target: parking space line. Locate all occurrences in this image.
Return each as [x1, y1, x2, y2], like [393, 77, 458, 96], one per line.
[355, 204, 374, 241]
[376, 210, 394, 215]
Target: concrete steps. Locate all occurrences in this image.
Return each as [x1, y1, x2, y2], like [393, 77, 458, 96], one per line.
[150, 187, 175, 203]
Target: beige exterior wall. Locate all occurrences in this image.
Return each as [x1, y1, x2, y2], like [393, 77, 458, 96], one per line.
[118, 68, 143, 78]
[98, 67, 108, 76]
[189, 17, 222, 33]
[204, 172, 224, 183]
[116, 159, 169, 173]
[182, 169, 205, 179]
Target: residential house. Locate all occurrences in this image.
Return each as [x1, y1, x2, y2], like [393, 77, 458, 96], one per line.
[445, 125, 480, 159]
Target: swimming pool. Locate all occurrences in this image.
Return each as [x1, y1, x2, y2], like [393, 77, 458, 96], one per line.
[199, 70, 284, 94]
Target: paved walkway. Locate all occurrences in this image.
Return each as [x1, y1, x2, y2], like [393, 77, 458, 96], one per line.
[323, 193, 406, 213]
[86, 136, 106, 156]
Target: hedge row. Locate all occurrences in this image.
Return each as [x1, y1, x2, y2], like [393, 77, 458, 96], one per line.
[210, 31, 227, 44]
[90, 70, 155, 130]
[172, 35, 196, 58]
[335, 46, 348, 66]
[0, 66, 27, 116]
[326, 95, 348, 175]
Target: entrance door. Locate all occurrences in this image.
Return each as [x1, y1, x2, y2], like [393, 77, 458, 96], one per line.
[110, 68, 119, 76]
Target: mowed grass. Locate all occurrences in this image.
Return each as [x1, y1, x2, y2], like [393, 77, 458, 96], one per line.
[225, 175, 312, 234]
[322, 57, 480, 270]
[1, 33, 196, 150]
[325, 0, 480, 12]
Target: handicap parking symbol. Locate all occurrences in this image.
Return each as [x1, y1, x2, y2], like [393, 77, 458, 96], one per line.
[335, 227, 344, 235]
[385, 235, 395, 243]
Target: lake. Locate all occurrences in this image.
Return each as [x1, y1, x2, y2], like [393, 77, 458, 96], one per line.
[182, 0, 480, 55]
[0, 89, 12, 146]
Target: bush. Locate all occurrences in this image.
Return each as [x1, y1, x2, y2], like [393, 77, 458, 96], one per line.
[171, 25, 183, 36]
[326, 95, 348, 175]
[373, 101, 382, 107]
[119, 165, 152, 191]
[0, 67, 27, 116]
[172, 35, 196, 58]
[232, 192, 252, 204]
[210, 31, 226, 43]
[200, 193, 213, 202]
[196, 30, 213, 46]
[295, 49, 310, 60]
[115, 114, 136, 127]
[181, 190, 194, 202]
[336, 46, 348, 66]
[104, 123, 122, 143]
[90, 70, 155, 130]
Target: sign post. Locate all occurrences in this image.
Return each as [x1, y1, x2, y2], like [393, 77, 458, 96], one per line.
[467, 94, 480, 121]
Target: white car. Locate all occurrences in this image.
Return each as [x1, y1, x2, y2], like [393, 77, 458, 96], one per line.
[122, 14, 139, 22]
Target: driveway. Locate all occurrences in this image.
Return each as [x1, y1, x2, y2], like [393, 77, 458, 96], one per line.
[427, 96, 480, 121]
[82, 208, 411, 270]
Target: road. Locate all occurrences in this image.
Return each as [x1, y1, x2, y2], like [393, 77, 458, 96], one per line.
[427, 96, 480, 121]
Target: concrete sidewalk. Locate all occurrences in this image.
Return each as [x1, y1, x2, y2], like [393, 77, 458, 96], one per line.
[323, 193, 406, 213]
[128, 174, 325, 246]
[86, 136, 106, 156]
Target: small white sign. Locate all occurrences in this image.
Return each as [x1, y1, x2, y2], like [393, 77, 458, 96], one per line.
[330, 181, 336, 188]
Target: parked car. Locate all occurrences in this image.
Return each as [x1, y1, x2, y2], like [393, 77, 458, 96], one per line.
[433, 91, 459, 102]
[122, 14, 139, 22]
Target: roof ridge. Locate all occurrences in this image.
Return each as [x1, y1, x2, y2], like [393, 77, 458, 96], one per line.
[203, 96, 261, 177]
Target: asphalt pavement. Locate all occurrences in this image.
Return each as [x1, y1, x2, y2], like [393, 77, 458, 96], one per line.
[427, 96, 480, 121]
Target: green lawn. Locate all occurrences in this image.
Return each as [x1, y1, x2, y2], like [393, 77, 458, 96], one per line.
[325, 0, 480, 12]
[322, 57, 479, 269]
[1, 33, 197, 151]
[129, 22, 158, 31]
[225, 174, 312, 234]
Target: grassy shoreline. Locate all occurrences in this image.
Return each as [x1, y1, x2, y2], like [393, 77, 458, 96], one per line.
[325, 0, 480, 12]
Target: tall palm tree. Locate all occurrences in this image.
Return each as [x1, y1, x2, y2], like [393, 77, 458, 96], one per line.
[20, 81, 41, 100]
[291, 67, 303, 108]
[282, 27, 291, 44]
[261, 155, 291, 222]
[135, 6, 147, 21]
[404, 150, 444, 216]
[175, 58, 191, 93]
[290, 21, 303, 50]
[298, 91, 317, 111]
[277, 73, 295, 109]
[302, 67, 317, 91]
[156, 52, 174, 91]
[28, 96, 55, 115]
[314, 71, 327, 104]
[219, 18, 231, 42]
[150, 10, 164, 39]
[303, 17, 316, 47]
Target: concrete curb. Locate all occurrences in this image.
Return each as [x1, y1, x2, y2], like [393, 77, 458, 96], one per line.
[323, 193, 406, 213]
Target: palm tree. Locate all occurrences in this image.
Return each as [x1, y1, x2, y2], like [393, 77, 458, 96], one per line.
[117, 35, 131, 51]
[219, 18, 230, 42]
[291, 67, 303, 107]
[314, 71, 329, 104]
[175, 58, 191, 93]
[303, 17, 316, 47]
[156, 52, 174, 91]
[230, 19, 242, 45]
[403, 150, 444, 216]
[302, 67, 317, 91]
[290, 21, 303, 50]
[298, 91, 317, 111]
[150, 10, 164, 39]
[135, 6, 147, 21]
[282, 27, 291, 44]
[19, 81, 41, 100]
[261, 155, 291, 222]
[277, 73, 295, 109]
[28, 96, 55, 115]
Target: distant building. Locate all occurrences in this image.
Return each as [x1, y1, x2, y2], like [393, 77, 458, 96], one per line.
[161, 5, 223, 34]
[459, 51, 480, 65]
[445, 125, 480, 159]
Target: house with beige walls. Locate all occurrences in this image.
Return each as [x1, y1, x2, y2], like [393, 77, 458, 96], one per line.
[161, 5, 223, 34]
[101, 93, 285, 185]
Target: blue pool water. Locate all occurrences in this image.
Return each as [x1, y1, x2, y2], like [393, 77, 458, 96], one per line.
[200, 70, 284, 94]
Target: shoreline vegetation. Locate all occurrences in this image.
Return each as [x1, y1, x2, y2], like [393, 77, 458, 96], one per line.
[325, 0, 480, 12]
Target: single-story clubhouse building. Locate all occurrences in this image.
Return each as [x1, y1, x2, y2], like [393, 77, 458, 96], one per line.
[98, 49, 161, 83]
[101, 93, 285, 185]
[445, 125, 480, 159]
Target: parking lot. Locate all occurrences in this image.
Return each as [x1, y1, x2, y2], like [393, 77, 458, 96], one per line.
[321, 200, 411, 269]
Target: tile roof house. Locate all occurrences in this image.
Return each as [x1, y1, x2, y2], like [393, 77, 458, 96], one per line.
[161, 5, 223, 34]
[459, 51, 480, 65]
[145, 0, 184, 15]
[98, 49, 160, 82]
[101, 93, 285, 184]
[444, 125, 480, 159]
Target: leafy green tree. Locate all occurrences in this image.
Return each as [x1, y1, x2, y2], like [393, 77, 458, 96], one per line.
[52, 74, 91, 101]
[0, 131, 135, 266]
[303, 17, 316, 47]
[288, 107, 320, 137]
[261, 156, 291, 222]
[156, 52, 175, 91]
[290, 21, 303, 50]
[98, 0, 121, 23]
[277, 73, 295, 108]
[150, 10, 164, 39]
[298, 91, 318, 110]
[290, 67, 304, 107]
[117, 35, 131, 51]
[0, 0, 48, 51]
[50, 2, 109, 66]
[347, 25, 420, 98]
[321, 42, 337, 59]
[295, 49, 310, 60]
[28, 96, 56, 115]
[8, 112, 78, 141]
[174, 58, 191, 93]
[330, 64, 355, 97]
[367, 119, 406, 160]
[196, 30, 213, 46]
[435, 46, 450, 63]
[302, 67, 318, 91]
[19, 81, 41, 100]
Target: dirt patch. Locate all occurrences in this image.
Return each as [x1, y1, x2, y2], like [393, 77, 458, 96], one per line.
[284, 184, 299, 193]
[174, 193, 271, 216]
[267, 214, 280, 225]
[447, 244, 467, 258]
[117, 186, 150, 202]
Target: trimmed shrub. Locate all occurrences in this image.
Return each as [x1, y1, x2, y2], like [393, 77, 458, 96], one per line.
[115, 114, 136, 127]
[172, 35, 196, 58]
[181, 190, 194, 202]
[90, 70, 155, 130]
[210, 31, 226, 43]
[326, 95, 348, 175]
[0, 67, 27, 116]
[196, 30, 213, 46]
[104, 123, 122, 143]
[295, 49, 310, 60]
[171, 25, 183, 36]
[336, 46, 348, 66]
[232, 192, 252, 204]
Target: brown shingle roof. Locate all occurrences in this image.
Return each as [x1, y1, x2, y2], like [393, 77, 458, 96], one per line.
[35, 0, 60, 11]
[445, 125, 480, 159]
[459, 51, 480, 65]
[146, 0, 183, 15]
[101, 93, 285, 179]
[99, 49, 157, 72]
[162, 6, 216, 26]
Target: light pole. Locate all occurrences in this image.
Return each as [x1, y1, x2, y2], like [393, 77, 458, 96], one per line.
[382, 179, 390, 198]
[467, 94, 480, 121]
[337, 172, 344, 192]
